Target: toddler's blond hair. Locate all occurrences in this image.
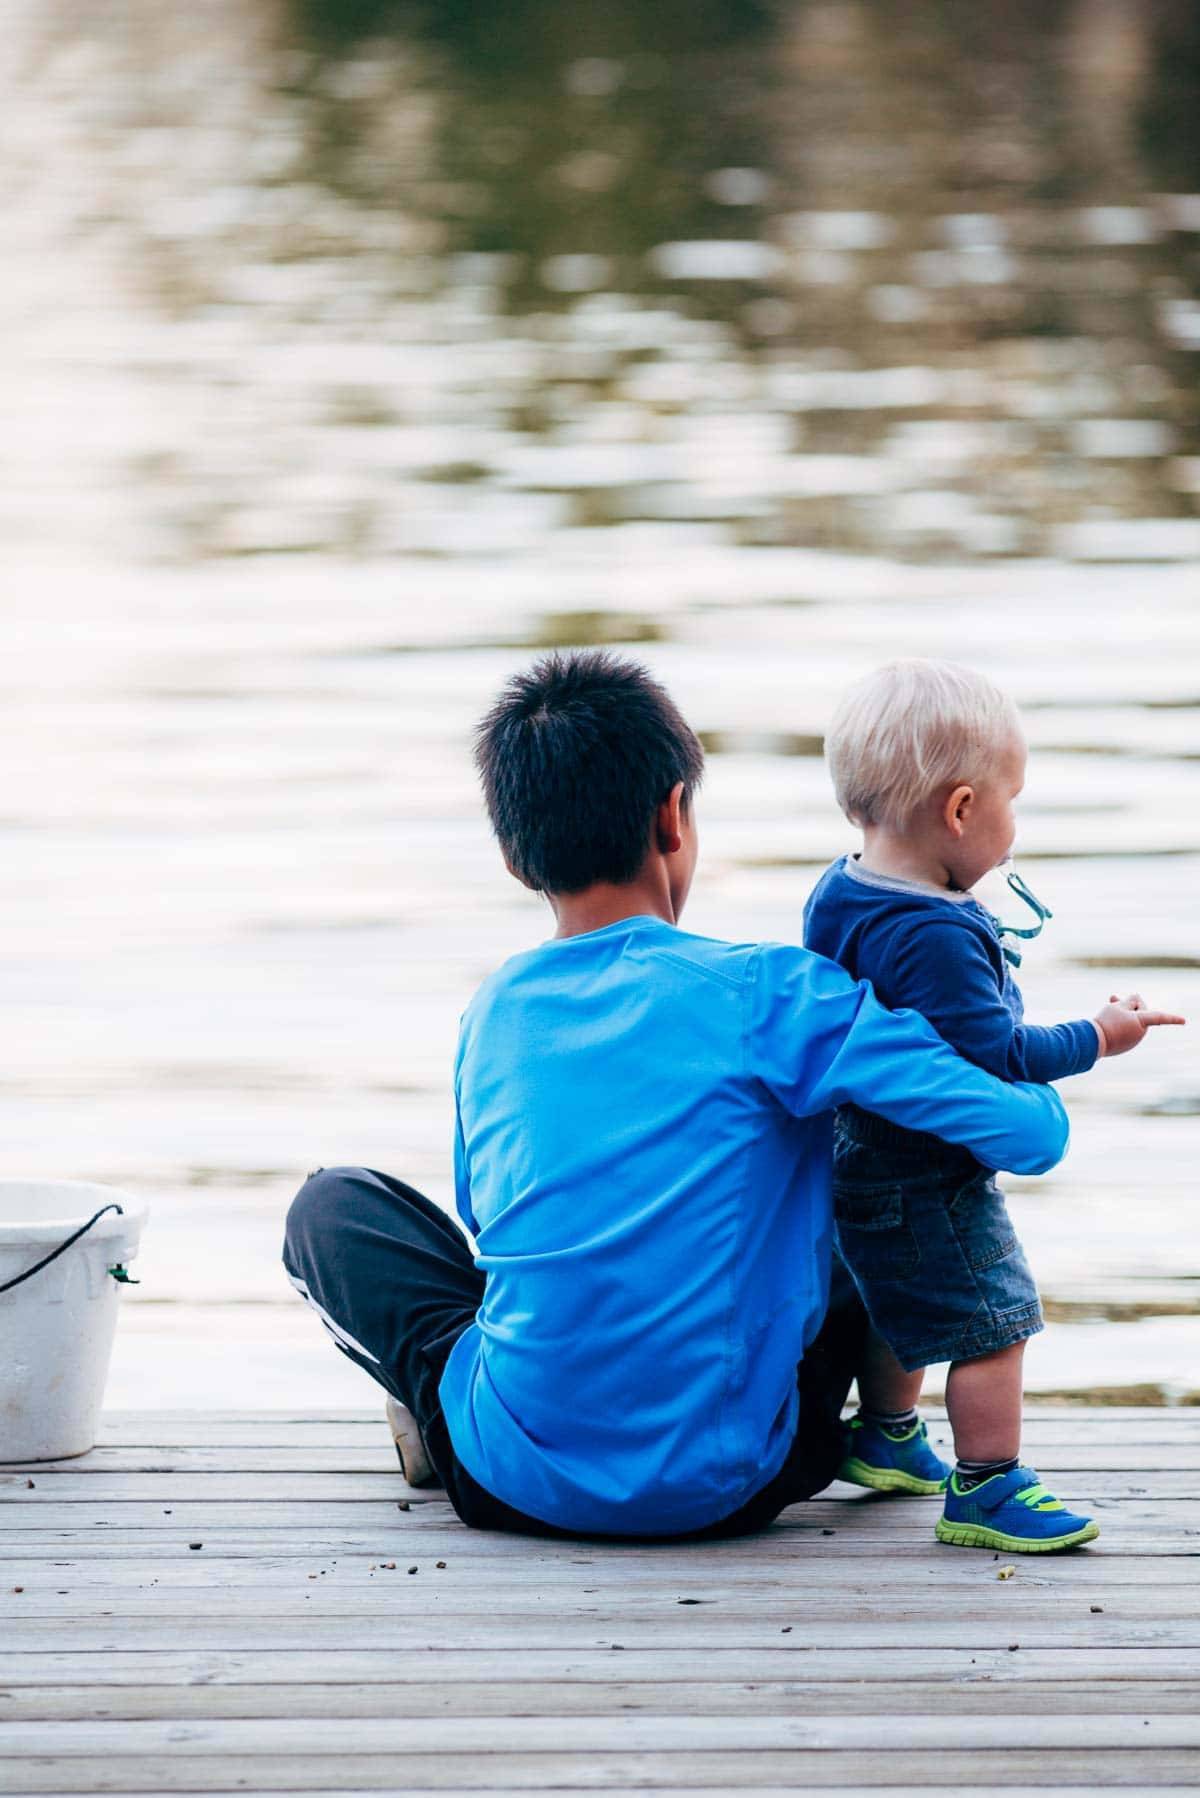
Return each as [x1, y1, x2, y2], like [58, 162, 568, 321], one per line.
[825, 659, 1022, 830]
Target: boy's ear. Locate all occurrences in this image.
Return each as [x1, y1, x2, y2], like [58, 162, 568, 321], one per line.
[943, 782, 974, 838]
[655, 782, 685, 855]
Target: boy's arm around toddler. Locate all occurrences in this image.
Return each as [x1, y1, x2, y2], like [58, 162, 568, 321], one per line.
[748, 943, 1069, 1176]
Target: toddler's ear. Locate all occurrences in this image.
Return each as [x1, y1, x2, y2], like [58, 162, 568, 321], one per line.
[943, 782, 974, 835]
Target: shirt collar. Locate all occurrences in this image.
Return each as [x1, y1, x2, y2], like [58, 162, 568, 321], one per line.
[841, 853, 974, 905]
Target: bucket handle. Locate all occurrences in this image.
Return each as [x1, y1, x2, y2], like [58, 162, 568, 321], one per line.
[0, 1204, 139, 1296]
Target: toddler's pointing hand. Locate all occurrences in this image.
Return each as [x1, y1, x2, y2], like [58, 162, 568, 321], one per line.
[1093, 992, 1187, 1057]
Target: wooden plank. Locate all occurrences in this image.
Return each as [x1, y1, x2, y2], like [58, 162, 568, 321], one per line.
[1, 1498, 1192, 1536]
[3, 1484, 1183, 1513]
[7, 1791, 1200, 1798]
[6, 1790, 1200, 1798]
[9, 1591, 1192, 1624]
[6, 1616, 1198, 1650]
[1, 1552, 1186, 1588]
[5, 1788, 1200, 1798]
[5, 1713, 1200, 1754]
[2, 1645, 1196, 1689]
[0, 1678, 1196, 1722]
[15, 1443, 1200, 1472]
[7, 1450, 409, 1475]
[0, 1502, 458, 1531]
[0, 1677, 1197, 1721]
[9, 1531, 1200, 1560]
[1, 1474, 423, 1500]
[5, 1576, 1192, 1619]
[3, 1679, 1200, 1722]
[2, 1747, 1200, 1791]
[2, 1494, 1167, 1528]
[3, 1469, 1192, 1499]
[7, 1603, 1194, 1646]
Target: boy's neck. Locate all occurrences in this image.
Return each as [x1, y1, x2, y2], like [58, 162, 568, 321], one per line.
[858, 830, 959, 892]
[543, 784, 696, 940]
[549, 876, 677, 940]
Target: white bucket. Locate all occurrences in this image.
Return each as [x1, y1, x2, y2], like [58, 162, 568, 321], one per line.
[0, 1182, 147, 1463]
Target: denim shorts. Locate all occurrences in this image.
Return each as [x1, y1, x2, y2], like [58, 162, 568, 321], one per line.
[832, 1106, 1044, 1373]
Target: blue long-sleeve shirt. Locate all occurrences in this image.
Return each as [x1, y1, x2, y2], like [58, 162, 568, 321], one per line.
[439, 914, 1068, 1536]
[803, 855, 1099, 1085]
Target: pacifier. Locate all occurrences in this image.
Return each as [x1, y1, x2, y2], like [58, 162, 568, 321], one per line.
[975, 856, 1053, 968]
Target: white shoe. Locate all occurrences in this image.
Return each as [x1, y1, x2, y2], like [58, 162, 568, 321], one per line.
[385, 1395, 442, 1489]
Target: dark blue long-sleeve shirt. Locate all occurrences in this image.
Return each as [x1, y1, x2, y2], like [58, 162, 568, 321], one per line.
[803, 855, 1099, 1086]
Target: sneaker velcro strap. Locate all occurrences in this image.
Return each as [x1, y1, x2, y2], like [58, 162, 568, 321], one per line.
[1014, 1482, 1066, 1511]
[976, 1466, 1038, 1511]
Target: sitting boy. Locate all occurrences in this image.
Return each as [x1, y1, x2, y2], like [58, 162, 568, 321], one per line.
[806, 657, 1183, 1551]
[284, 650, 1072, 1540]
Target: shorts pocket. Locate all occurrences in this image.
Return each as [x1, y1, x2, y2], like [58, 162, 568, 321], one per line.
[947, 1174, 1019, 1274]
[834, 1182, 921, 1282]
[836, 1181, 904, 1231]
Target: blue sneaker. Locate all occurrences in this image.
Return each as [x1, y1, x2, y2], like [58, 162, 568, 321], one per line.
[936, 1464, 1099, 1552]
[838, 1414, 950, 1495]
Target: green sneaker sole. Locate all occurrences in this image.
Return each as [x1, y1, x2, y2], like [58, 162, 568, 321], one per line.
[935, 1516, 1100, 1553]
[838, 1456, 948, 1496]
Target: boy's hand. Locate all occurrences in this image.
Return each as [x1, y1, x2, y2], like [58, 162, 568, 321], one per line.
[1093, 992, 1187, 1058]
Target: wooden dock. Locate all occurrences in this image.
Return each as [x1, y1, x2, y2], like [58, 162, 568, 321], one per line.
[2, 1407, 1198, 1793]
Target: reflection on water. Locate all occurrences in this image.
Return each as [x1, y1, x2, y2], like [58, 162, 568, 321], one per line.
[8, 0, 1199, 567]
[2, 0, 1199, 1407]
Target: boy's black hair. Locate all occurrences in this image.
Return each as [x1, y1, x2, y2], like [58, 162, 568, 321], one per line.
[475, 650, 705, 894]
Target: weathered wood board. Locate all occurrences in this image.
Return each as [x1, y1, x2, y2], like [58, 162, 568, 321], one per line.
[1, 1408, 1197, 1793]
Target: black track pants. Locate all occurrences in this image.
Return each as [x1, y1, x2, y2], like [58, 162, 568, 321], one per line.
[283, 1165, 869, 1540]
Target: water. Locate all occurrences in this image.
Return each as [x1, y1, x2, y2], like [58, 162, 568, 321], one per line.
[2, 0, 1198, 1409]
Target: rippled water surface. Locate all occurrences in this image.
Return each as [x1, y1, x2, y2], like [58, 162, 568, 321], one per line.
[3, 0, 1198, 1408]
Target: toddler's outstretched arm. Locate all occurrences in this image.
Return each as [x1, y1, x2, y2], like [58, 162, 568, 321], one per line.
[1093, 991, 1186, 1057]
[886, 915, 1099, 1085]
